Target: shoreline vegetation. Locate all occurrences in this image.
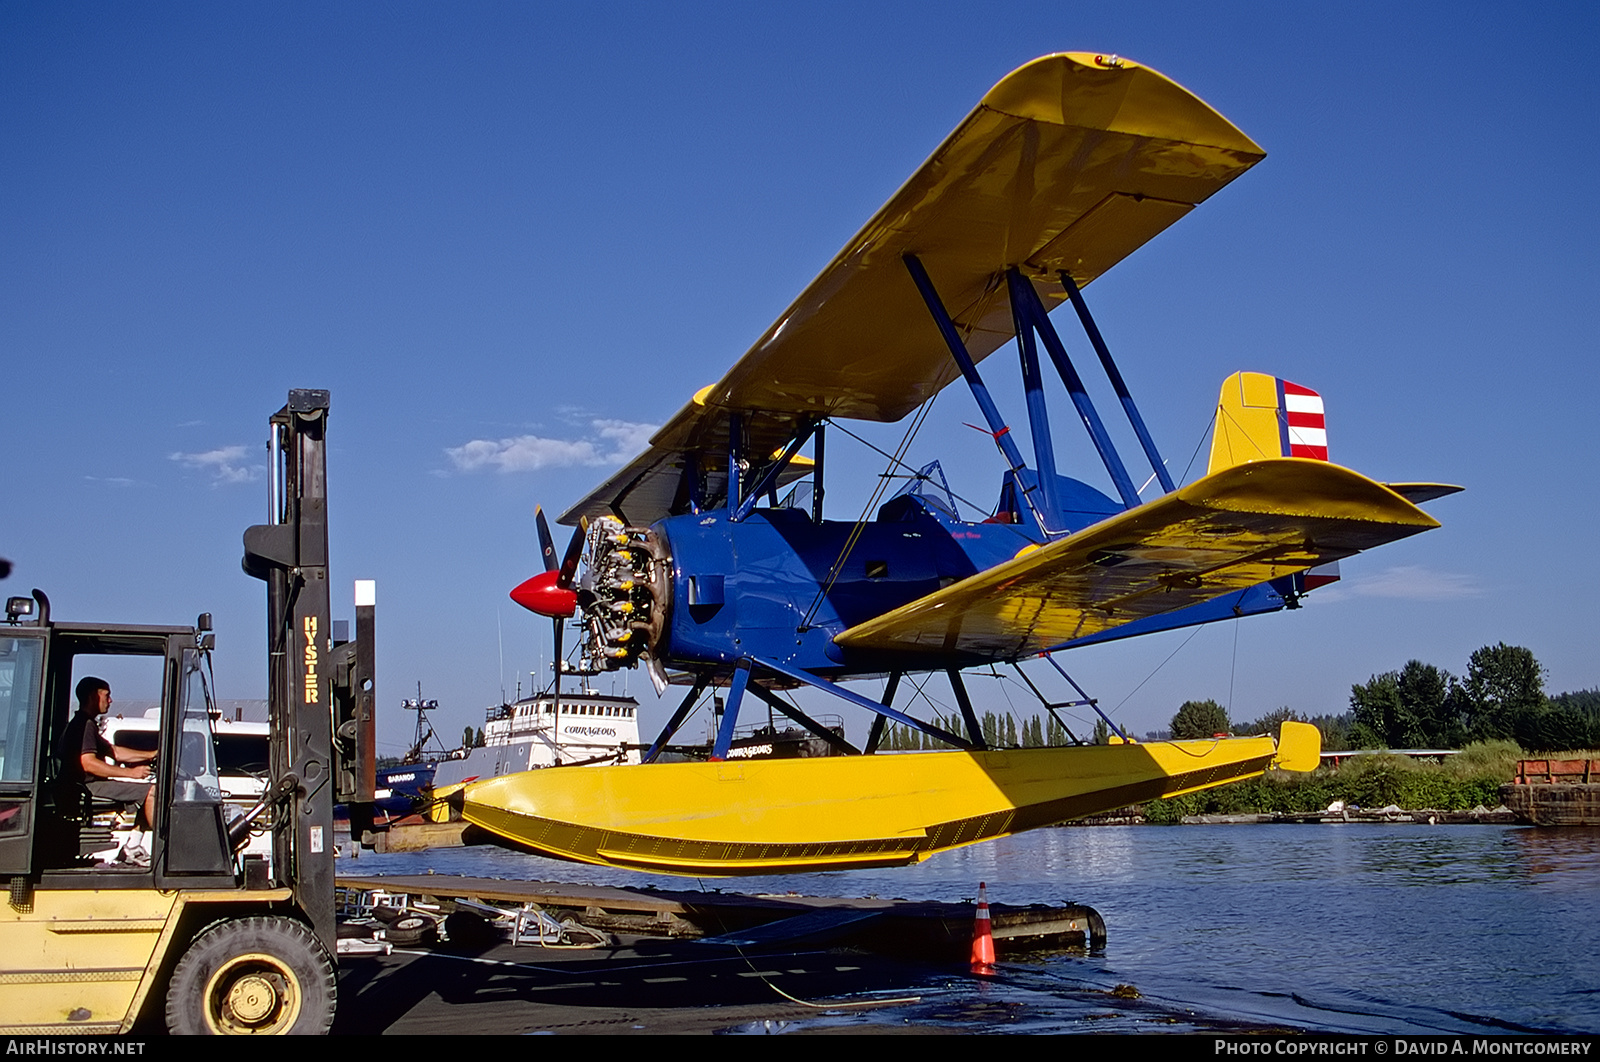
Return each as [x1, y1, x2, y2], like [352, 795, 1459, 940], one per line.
[1136, 740, 1580, 824]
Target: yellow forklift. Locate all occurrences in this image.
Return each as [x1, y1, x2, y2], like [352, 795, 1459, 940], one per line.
[0, 390, 375, 1034]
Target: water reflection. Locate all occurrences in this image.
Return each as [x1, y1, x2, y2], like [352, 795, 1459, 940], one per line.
[349, 823, 1599, 1034]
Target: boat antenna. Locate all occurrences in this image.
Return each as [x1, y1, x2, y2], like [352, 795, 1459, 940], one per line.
[497, 608, 507, 705]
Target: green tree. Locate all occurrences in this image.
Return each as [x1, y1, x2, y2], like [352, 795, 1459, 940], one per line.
[1350, 661, 1464, 748]
[1171, 699, 1229, 739]
[1092, 718, 1109, 745]
[1518, 704, 1592, 752]
[1398, 660, 1465, 747]
[1308, 712, 1352, 753]
[1462, 644, 1545, 742]
[1235, 706, 1306, 737]
[462, 726, 474, 750]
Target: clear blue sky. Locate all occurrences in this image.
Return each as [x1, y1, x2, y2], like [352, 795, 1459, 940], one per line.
[5, 2, 1596, 758]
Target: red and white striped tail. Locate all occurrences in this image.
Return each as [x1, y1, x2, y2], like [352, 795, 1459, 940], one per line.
[1208, 372, 1332, 476]
[1281, 381, 1327, 461]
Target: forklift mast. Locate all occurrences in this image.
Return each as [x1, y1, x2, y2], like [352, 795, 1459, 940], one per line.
[242, 389, 374, 945]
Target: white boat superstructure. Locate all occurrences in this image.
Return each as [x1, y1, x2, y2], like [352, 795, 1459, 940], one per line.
[484, 690, 642, 763]
[429, 690, 641, 804]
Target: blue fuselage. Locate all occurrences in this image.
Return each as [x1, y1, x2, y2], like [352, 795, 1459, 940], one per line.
[655, 496, 1036, 675]
[649, 478, 1298, 679]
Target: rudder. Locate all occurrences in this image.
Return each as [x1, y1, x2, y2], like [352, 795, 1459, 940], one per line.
[1207, 371, 1327, 474]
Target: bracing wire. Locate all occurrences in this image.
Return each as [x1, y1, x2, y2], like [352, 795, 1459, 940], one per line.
[1110, 624, 1207, 714]
[1228, 613, 1241, 716]
[828, 419, 994, 520]
[1177, 407, 1220, 487]
[800, 399, 937, 629]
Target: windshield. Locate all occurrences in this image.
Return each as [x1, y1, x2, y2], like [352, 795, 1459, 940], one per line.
[0, 636, 44, 784]
[172, 648, 222, 803]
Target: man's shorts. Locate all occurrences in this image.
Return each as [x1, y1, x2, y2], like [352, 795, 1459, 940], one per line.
[86, 778, 154, 803]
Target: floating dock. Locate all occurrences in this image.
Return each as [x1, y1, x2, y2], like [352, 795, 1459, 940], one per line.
[1502, 759, 1600, 826]
[335, 873, 1104, 959]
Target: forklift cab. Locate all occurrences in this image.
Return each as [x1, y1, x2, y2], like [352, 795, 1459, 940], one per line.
[0, 391, 368, 1034]
[1, 593, 240, 890]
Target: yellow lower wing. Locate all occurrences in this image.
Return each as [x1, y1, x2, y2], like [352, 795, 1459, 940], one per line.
[458, 728, 1316, 877]
[834, 458, 1438, 659]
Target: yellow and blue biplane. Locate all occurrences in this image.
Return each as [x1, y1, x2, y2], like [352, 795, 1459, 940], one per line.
[462, 53, 1458, 876]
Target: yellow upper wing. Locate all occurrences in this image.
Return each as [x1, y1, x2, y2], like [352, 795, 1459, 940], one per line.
[834, 460, 1438, 659]
[562, 53, 1264, 525]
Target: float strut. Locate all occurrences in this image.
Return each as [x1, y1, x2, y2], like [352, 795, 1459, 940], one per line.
[1041, 652, 1131, 742]
[643, 674, 711, 764]
[709, 659, 753, 760]
[864, 672, 902, 753]
[749, 685, 861, 755]
[947, 669, 989, 750]
[756, 655, 972, 749]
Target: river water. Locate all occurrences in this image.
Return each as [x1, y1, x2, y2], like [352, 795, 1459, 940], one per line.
[343, 824, 1600, 1035]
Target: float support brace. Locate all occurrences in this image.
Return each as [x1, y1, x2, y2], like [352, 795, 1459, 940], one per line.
[748, 684, 861, 755]
[643, 673, 711, 764]
[865, 672, 902, 753]
[709, 659, 752, 760]
[947, 668, 989, 750]
[1041, 651, 1130, 742]
[757, 656, 972, 749]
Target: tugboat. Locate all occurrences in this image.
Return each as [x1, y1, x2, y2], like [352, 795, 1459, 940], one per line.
[356, 685, 450, 825]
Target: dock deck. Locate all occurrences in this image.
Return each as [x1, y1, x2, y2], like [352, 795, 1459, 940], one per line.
[328, 874, 1292, 1035]
[335, 873, 1104, 958]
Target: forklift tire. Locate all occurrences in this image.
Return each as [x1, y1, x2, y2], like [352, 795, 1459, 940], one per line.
[164, 916, 336, 1035]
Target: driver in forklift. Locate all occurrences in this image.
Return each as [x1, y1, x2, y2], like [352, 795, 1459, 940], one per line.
[59, 677, 157, 829]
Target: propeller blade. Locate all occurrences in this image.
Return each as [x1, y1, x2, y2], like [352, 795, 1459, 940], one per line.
[551, 615, 566, 766]
[557, 516, 587, 590]
[535, 506, 558, 573]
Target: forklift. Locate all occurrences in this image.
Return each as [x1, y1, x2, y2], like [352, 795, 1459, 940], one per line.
[0, 389, 375, 1034]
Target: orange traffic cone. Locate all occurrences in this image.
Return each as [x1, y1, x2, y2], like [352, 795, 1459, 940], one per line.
[970, 880, 995, 971]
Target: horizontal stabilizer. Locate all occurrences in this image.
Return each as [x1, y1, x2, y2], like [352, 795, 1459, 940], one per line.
[1382, 482, 1464, 505]
[834, 458, 1438, 659]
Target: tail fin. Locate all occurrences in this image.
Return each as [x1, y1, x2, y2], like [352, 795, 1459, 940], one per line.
[1207, 371, 1327, 475]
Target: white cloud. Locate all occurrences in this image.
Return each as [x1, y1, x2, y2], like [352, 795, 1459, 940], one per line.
[1348, 565, 1480, 601]
[591, 419, 658, 460]
[170, 445, 260, 485]
[446, 420, 658, 474]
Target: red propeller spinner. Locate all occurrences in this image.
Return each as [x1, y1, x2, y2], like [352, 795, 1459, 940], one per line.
[509, 507, 584, 618]
[509, 569, 576, 618]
